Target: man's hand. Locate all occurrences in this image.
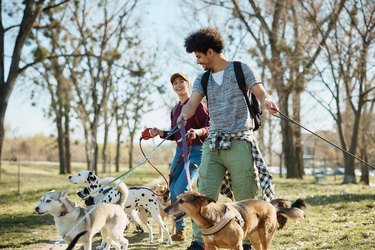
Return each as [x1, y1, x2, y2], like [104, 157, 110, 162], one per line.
[263, 98, 279, 115]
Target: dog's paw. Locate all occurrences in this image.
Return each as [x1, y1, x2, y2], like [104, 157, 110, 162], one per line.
[162, 237, 172, 245]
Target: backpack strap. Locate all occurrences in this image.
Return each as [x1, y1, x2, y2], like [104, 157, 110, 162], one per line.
[201, 70, 210, 100]
[233, 61, 255, 119]
[200, 61, 261, 130]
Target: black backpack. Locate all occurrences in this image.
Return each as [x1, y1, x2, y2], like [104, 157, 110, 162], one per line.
[200, 61, 262, 131]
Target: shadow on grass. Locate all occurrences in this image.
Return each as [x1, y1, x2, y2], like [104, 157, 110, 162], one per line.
[0, 213, 56, 249]
[305, 193, 375, 206]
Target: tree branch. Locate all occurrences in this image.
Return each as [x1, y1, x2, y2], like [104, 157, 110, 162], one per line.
[18, 53, 93, 73]
[4, 24, 21, 33]
[42, 0, 71, 12]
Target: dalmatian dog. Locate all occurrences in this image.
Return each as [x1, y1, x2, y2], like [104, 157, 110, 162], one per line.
[69, 170, 172, 244]
[69, 171, 129, 249]
[69, 170, 128, 208]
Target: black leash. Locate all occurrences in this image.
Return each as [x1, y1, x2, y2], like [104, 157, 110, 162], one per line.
[273, 109, 375, 170]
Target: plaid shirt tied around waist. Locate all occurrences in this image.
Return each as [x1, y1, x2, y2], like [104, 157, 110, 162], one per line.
[208, 131, 275, 202]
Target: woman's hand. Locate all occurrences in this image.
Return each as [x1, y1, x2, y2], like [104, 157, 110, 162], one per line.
[187, 128, 201, 140]
[149, 128, 160, 137]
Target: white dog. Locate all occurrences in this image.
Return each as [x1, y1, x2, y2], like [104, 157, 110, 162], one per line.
[69, 170, 172, 244]
[35, 191, 128, 250]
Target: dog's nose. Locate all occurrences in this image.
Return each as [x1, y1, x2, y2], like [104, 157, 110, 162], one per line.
[68, 176, 72, 180]
[164, 206, 170, 213]
[35, 207, 39, 212]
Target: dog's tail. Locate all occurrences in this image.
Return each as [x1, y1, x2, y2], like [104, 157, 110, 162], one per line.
[66, 231, 87, 250]
[291, 198, 308, 211]
[102, 177, 129, 209]
[115, 181, 129, 209]
[276, 199, 307, 229]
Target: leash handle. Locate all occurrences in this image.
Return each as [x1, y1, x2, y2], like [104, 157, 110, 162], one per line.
[273, 109, 375, 170]
[179, 120, 193, 191]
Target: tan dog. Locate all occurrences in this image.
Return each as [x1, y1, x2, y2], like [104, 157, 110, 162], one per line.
[165, 191, 306, 250]
[35, 191, 129, 250]
[270, 198, 307, 229]
[155, 183, 175, 235]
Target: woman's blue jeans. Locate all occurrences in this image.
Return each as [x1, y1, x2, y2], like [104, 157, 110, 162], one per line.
[169, 144, 202, 230]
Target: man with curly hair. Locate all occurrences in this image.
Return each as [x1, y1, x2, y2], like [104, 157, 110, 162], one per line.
[179, 27, 278, 250]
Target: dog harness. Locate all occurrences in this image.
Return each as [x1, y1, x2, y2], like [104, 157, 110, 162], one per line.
[201, 205, 245, 236]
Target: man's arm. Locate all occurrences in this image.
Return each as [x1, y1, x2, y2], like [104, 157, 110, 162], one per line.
[178, 91, 204, 122]
[251, 84, 278, 115]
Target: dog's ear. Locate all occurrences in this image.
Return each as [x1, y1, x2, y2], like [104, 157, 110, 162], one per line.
[88, 171, 97, 182]
[194, 194, 216, 205]
[61, 190, 68, 198]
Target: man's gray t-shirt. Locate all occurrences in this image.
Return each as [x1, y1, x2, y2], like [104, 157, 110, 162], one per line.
[192, 61, 261, 133]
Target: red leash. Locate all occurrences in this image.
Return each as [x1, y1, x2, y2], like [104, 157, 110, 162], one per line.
[139, 128, 170, 196]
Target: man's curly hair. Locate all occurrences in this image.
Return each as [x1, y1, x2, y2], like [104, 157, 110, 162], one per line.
[184, 27, 224, 54]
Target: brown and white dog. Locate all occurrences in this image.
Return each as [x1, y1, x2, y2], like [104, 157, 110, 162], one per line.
[165, 191, 306, 250]
[155, 183, 174, 235]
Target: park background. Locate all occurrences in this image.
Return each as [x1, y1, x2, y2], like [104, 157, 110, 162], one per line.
[0, 0, 374, 249]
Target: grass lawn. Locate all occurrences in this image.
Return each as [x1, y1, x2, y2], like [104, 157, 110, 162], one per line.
[0, 162, 374, 249]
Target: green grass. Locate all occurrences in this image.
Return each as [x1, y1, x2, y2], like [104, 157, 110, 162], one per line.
[0, 162, 374, 249]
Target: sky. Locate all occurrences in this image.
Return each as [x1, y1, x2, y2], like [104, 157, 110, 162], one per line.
[5, 0, 190, 140]
[4, 0, 335, 143]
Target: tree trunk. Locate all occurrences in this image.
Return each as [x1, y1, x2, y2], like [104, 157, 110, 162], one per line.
[64, 112, 71, 173]
[278, 90, 296, 178]
[101, 110, 109, 173]
[343, 153, 356, 183]
[115, 132, 121, 172]
[56, 115, 66, 174]
[94, 142, 98, 173]
[0, 96, 6, 182]
[360, 155, 369, 185]
[128, 134, 134, 169]
[0, 0, 44, 180]
[88, 130, 98, 172]
[292, 91, 304, 179]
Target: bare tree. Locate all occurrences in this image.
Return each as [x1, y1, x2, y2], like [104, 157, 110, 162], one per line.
[358, 100, 375, 184]
[313, 1, 375, 183]
[0, 0, 71, 179]
[30, 5, 74, 174]
[112, 87, 129, 172]
[66, 0, 137, 172]
[186, 0, 346, 178]
[125, 55, 159, 169]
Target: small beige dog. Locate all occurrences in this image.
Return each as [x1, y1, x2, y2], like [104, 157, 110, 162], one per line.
[165, 191, 306, 250]
[35, 191, 129, 250]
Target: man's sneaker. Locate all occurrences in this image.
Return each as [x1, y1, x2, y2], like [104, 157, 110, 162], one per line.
[243, 244, 253, 250]
[186, 241, 204, 250]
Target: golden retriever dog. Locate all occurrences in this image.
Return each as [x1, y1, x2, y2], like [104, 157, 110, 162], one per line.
[165, 191, 306, 250]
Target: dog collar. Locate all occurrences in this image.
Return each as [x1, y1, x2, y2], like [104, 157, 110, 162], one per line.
[59, 210, 69, 217]
[201, 205, 244, 236]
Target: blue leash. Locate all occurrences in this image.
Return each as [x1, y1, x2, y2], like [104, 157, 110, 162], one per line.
[59, 125, 180, 242]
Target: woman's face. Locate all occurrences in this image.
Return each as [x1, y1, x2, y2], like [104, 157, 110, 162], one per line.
[172, 76, 190, 96]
